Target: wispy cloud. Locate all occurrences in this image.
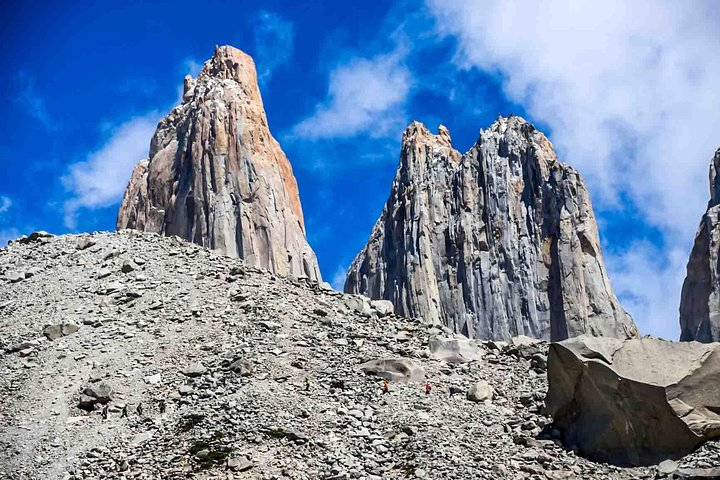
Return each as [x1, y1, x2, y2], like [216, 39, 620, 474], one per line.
[16, 73, 55, 131]
[252, 10, 294, 83]
[181, 58, 203, 77]
[62, 113, 160, 228]
[426, 0, 720, 338]
[0, 196, 11, 215]
[0, 228, 20, 247]
[292, 52, 411, 139]
[330, 264, 348, 291]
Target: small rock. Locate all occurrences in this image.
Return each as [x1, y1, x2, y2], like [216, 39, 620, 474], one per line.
[182, 363, 207, 377]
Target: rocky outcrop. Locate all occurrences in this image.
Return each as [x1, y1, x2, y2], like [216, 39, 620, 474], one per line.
[345, 117, 637, 341]
[117, 46, 320, 280]
[545, 335, 720, 466]
[680, 148, 720, 342]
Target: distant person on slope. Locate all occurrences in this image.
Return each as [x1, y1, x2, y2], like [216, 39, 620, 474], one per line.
[382, 379, 389, 394]
[425, 382, 431, 395]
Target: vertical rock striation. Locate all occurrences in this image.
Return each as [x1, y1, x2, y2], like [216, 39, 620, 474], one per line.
[117, 46, 320, 280]
[345, 117, 637, 341]
[679, 148, 720, 342]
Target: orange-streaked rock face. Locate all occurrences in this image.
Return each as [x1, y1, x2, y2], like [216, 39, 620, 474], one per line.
[117, 46, 320, 280]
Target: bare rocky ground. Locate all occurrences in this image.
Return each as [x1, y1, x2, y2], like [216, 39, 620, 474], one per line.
[0, 231, 717, 479]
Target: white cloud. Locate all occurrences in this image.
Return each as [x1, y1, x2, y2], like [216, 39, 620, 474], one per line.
[181, 58, 203, 77]
[293, 52, 411, 139]
[0, 196, 11, 215]
[62, 113, 160, 228]
[427, 0, 720, 338]
[16, 73, 55, 131]
[606, 243, 688, 340]
[252, 11, 294, 83]
[0, 228, 20, 247]
[330, 265, 348, 291]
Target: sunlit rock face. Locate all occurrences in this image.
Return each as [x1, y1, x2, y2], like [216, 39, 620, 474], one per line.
[117, 46, 320, 280]
[345, 117, 637, 341]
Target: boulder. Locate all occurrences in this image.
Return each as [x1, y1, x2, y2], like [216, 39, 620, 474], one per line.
[467, 380, 494, 402]
[18, 231, 53, 244]
[345, 295, 372, 316]
[545, 335, 720, 466]
[357, 358, 425, 383]
[182, 363, 207, 377]
[43, 323, 80, 341]
[428, 336, 483, 363]
[83, 382, 113, 403]
[370, 300, 394, 317]
[229, 359, 254, 377]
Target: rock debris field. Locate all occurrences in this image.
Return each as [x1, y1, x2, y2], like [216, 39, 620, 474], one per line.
[0, 231, 717, 479]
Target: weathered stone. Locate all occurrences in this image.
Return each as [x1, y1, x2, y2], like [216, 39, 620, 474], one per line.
[545, 335, 720, 466]
[370, 300, 394, 317]
[345, 118, 637, 341]
[76, 237, 96, 250]
[658, 459, 679, 476]
[182, 363, 207, 377]
[43, 323, 80, 341]
[83, 382, 113, 403]
[229, 359, 254, 377]
[5, 271, 24, 283]
[345, 295, 372, 316]
[117, 46, 320, 281]
[18, 231, 53, 244]
[428, 336, 483, 363]
[357, 358, 425, 383]
[467, 380, 494, 402]
[680, 148, 720, 342]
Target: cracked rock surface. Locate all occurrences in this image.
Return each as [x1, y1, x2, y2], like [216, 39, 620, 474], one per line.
[345, 118, 636, 341]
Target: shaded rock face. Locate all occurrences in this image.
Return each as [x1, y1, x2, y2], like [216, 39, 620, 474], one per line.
[545, 335, 720, 466]
[117, 46, 320, 280]
[680, 148, 720, 342]
[345, 118, 636, 341]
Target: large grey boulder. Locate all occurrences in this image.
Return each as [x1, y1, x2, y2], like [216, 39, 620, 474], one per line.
[117, 46, 321, 281]
[428, 335, 483, 363]
[680, 148, 720, 342]
[545, 335, 720, 466]
[357, 358, 425, 383]
[345, 117, 637, 341]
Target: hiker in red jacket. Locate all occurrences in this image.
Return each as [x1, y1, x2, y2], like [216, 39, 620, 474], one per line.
[425, 382, 431, 395]
[382, 378, 389, 394]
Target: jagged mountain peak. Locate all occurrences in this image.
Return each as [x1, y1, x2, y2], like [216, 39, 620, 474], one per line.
[346, 116, 636, 341]
[117, 46, 320, 280]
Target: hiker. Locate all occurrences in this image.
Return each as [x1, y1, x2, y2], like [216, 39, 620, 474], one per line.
[382, 378, 389, 394]
[101, 404, 109, 420]
[305, 377, 311, 392]
[137, 403, 144, 417]
[425, 382, 431, 395]
[158, 399, 166, 414]
[121, 404, 129, 418]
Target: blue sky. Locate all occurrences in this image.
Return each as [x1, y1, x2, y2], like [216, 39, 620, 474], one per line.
[1, 1, 719, 339]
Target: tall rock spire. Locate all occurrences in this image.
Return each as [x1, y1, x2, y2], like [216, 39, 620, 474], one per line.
[679, 148, 720, 342]
[345, 116, 637, 341]
[117, 46, 320, 280]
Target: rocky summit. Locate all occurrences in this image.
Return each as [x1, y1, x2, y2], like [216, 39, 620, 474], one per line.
[345, 118, 637, 342]
[117, 46, 320, 281]
[3, 231, 717, 479]
[680, 147, 720, 342]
